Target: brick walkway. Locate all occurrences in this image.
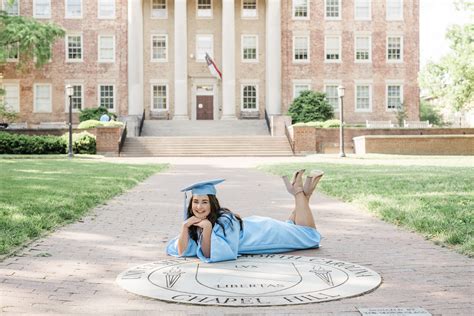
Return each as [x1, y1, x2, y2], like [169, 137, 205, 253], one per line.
[1, 163, 472, 315]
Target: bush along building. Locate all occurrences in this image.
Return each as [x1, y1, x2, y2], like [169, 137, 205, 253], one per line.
[1, 0, 419, 135]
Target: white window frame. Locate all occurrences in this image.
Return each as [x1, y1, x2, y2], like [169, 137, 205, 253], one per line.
[5, 43, 19, 62]
[151, 34, 168, 62]
[386, 0, 403, 21]
[241, 35, 258, 62]
[324, 81, 341, 112]
[354, 0, 371, 21]
[292, 35, 310, 63]
[386, 81, 404, 111]
[196, 34, 214, 62]
[324, 34, 341, 63]
[98, 84, 116, 112]
[33, 0, 51, 19]
[64, 83, 84, 112]
[292, 0, 310, 20]
[98, 35, 115, 63]
[386, 35, 403, 63]
[65, 34, 83, 62]
[2, 82, 20, 112]
[292, 81, 311, 100]
[240, 83, 259, 111]
[2, 0, 19, 16]
[354, 82, 373, 112]
[150, 82, 169, 111]
[325, 0, 341, 20]
[354, 34, 372, 63]
[98, 0, 116, 19]
[34, 83, 52, 113]
[197, 0, 213, 19]
[151, 0, 168, 19]
[241, 0, 258, 19]
[65, 0, 83, 19]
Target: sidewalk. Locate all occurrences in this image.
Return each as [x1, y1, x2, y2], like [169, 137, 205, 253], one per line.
[1, 162, 472, 315]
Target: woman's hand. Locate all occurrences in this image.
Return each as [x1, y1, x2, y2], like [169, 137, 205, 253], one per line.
[183, 216, 202, 228]
[192, 219, 212, 230]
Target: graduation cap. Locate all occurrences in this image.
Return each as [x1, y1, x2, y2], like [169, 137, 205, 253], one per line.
[181, 179, 225, 219]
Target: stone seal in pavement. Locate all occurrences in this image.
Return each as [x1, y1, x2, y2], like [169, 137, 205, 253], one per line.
[116, 254, 382, 306]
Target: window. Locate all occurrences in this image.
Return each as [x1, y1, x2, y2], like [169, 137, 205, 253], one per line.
[387, 85, 403, 110]
[98, 35, 115, 62]
[98, 0, 115, 19]
[325, 35, 341, 61]
[2, 0, 19, 16]
[99, 85, 115, 110]
[34, 0, 51, 19]
[293, 84, 310, 99]
[354, 0, 370, 20]
[151, 0, 167, 18]
[197, 0, 212, 18]
[387, 36, 402, 61]
[387, 0, 403, 20]
[325, 85, 339, 110]
[6, 43, 19, 61]
[152, 84, 168, 110]
[34, 84, 52, 113]
[293, 0, 308, 19]
[2, 84, 20, 112]
[242, 0, 257, 18]
[293, 36, 309, 62]
[355, 85, 371, 111]
[242, 85, 257, 110]
[66, 35, 83, 61]
[151, 35, 167, 61]
[65, 85, 83, 111]
[355, 36, 371, 62]
[325, 0, 340, 19]
[196, 35, 213, 61]
[65, 0, 82, 18]
[242, 35, 258, 61]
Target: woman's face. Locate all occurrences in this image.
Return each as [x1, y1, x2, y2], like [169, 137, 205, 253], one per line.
[191, 195, 211, 219]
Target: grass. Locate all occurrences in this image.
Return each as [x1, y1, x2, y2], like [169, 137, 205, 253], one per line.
[0, 158, 168, 256]
[259, 163, 474, 257]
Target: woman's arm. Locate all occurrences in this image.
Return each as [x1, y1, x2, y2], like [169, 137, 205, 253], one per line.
[177, 216, 201, 256]
[194, 220, 213, 258]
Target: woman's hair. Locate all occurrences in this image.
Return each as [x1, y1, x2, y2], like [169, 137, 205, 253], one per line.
[187, 195, 243, 242]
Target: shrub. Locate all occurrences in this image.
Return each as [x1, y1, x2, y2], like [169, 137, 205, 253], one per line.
[61, 132, 96, 154]
[78, 120, 102, 129]
[102, 121, 124, 128]
[420, 100, 446, 126]
[288, 91, 334, 123]
[0, 132, 66, 154]
[322, 119, 341, 128]
[79, 106, 117, 122]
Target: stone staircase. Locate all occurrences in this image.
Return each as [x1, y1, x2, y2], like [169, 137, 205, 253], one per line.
[120, 120, 294, 157]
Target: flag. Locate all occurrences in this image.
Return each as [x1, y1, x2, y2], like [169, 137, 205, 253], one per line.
[205, 53, 222, 79]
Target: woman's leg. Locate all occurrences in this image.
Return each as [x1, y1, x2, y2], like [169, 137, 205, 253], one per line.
[288, 171, 317, 229]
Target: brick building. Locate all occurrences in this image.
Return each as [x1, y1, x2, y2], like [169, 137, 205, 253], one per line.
[1, 0, 419, 129]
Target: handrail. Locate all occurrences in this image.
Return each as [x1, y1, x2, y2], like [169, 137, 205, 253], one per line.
[138, 109, 145, 136]
[118, 122, 127, 155]
[284, 122, 295, 155]
[264, 109, 271, 135]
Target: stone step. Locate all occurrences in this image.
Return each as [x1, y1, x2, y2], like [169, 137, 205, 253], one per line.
[141, 120, 270, 136]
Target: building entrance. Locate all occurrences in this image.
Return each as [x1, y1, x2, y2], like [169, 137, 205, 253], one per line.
[195, 85, 214, 120]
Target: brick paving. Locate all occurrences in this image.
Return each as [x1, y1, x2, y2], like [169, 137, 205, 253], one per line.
[0, 162, 472, 315]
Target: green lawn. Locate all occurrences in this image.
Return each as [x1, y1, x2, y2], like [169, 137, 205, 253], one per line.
[260, 163, 474, 257]
[0, 159, 167, 255]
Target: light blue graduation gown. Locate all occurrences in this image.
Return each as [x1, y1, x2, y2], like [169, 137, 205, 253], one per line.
[166, 215, 321, 263]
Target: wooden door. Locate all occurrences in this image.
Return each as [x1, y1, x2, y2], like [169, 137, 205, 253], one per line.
[196, 96, 214, 120]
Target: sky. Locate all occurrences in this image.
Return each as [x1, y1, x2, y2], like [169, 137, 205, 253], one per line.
[420, 0, 472, 67]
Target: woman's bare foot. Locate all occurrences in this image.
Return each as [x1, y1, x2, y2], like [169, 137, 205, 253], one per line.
[303, 170, 324, 199]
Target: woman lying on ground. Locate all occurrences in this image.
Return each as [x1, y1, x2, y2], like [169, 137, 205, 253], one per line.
[166, 169, 324, 263]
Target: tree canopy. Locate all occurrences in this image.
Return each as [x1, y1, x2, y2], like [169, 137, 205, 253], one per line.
[419, 12, 473, 112]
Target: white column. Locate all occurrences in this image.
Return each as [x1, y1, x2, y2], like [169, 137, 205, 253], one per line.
[221, 0, 236, 119]
[127, 0, 144, 116]
[265, 0, 282, 115]
[174, 0, 189, 119]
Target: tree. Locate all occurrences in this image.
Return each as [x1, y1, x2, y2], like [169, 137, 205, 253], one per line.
[288, 91, 334, 124]
[419, 23, 474, 112]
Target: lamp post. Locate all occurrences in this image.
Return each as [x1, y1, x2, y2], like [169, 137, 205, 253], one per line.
[65, 85, 74, 159]
[337, 85, 346, 158]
